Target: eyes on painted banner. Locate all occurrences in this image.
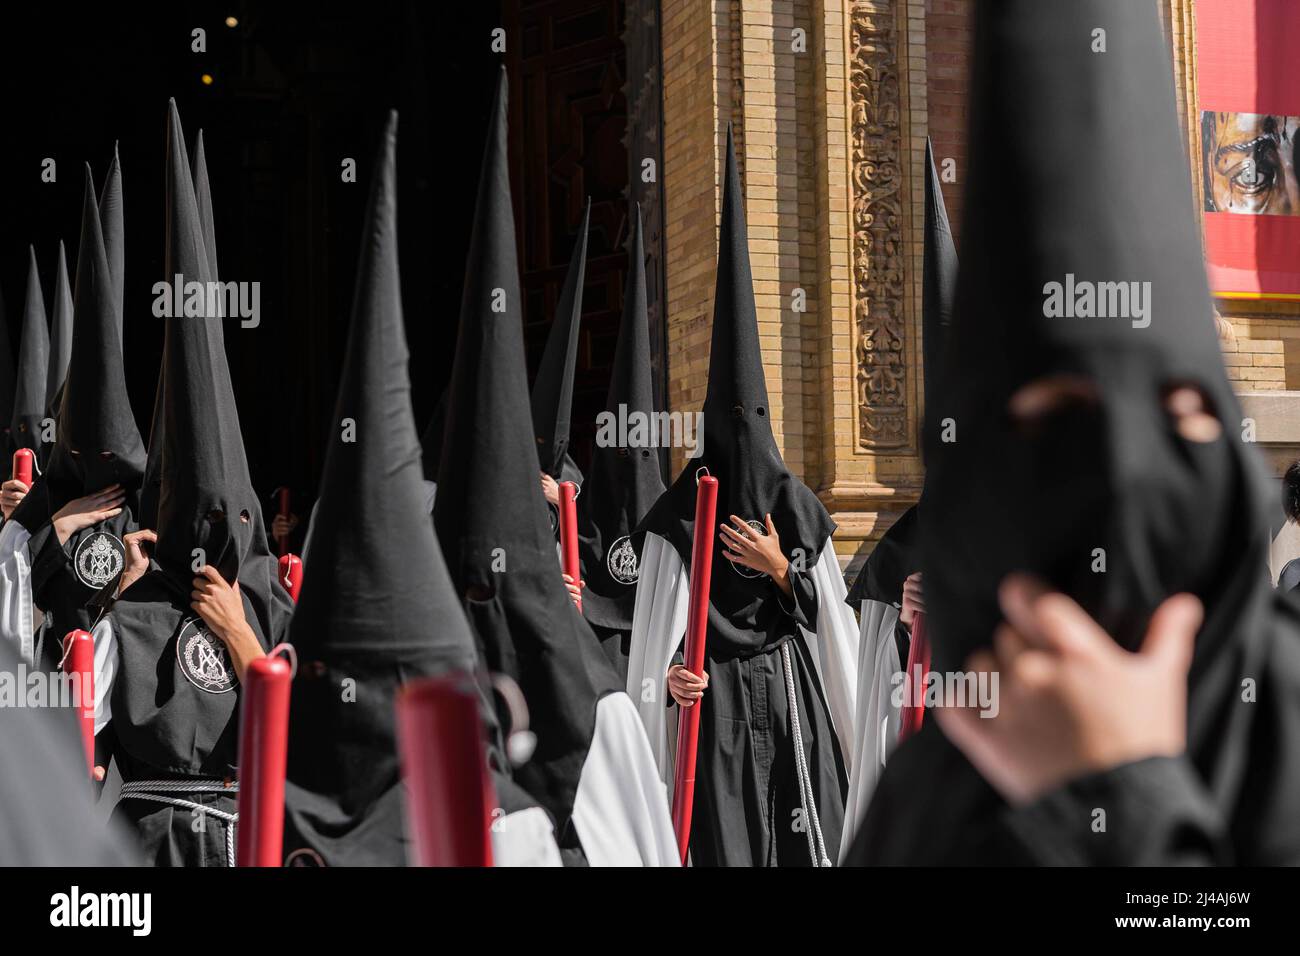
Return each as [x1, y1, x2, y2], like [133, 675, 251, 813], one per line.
[1201, 112, 1299, 217]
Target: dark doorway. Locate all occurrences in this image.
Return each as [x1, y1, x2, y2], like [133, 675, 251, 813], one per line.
[0, 0, 644, 513]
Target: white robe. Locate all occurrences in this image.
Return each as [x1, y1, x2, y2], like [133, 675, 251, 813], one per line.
[839, 597, 902, 861]
[0, 520, 37, 664]
[624, 532, 860, 846]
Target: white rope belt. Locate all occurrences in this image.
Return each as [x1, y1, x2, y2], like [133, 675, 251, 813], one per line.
[781, 642, 831, 867]
[118, 779, 239, 867]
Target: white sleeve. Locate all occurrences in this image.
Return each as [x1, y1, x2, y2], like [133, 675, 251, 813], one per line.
[571, 692, 681, 866]
[0, 520, 36, 664]
[624, 532, 689, 784]
[91, 616, 117, 736]
[837, 597, 902, 862]
[795, 540, 861, 773]
[490, 807, 563, 867]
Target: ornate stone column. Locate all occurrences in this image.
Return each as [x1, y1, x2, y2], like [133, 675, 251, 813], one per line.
[659, 0, 930, 572]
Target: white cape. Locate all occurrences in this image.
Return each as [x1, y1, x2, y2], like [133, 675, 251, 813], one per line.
[0, 520, 36, 664]
[838, 597, 902, 861]
[625, 532, 860, 831]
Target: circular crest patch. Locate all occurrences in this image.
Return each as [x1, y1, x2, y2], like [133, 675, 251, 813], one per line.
[606, 535, 639, 586]
[175, 617, 235, 694]
[73, 531, 125, 589]
[729, 519, 769, 579]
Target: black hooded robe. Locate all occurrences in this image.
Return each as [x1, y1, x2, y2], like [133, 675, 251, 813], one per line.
[0, 164, 138, 675]
[89, 103, 292, 867]
[574, 204, 666, 679]
[628, 127, 860, 867]
[849, 0, 1300, 867]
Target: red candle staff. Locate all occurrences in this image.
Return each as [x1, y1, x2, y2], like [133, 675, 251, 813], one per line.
[670, 473, 718, 864]
[898, 611, 932, 741]
[278, 553, 303, 603]
[558, 480, 581, 611]
[396, 674, 496, 867]
[61, 630, 95, 776]
[13, 448, 34, 488]
[236, 652, 293, 866]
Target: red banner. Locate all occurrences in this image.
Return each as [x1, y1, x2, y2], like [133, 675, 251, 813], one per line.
[1197, 0, 1300, 299]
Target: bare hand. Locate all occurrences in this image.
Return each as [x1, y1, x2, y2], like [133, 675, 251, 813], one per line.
[52, 485, 125, 545]
[720, 513, 791, 594]
[191, 565, 265, 681]
[1, 478, 29, 520]
[934, 574, 1200, 806]
[271, 512, 299, 543]
[900, 571, 924, 627]
[540, 472, 559, 508]
[562, 572, 584, 609]
[117, 529, 157, 595]
[667, 663, 709, 707]
[190, 565, 247, 641]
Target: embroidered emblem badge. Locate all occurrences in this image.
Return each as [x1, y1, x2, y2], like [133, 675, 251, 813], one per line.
[606, 535, 639, 585]
[176, 617, 235, 694]
[74, 532, 125, 589]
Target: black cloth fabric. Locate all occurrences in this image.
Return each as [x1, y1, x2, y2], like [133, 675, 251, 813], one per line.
[1003, 756, 1227, 866]
[418, 387, 448, 484]
[637, 127, 836, 659]
[530, 199, 589, 482]
[281, 112, 495, 865]
[12, 246, 50, 455]
[45, 241, 73, 418]
[851, 0, 1300, 867]
[104, 103, 291, 868]
[15, 167, 144, 671]
[575, 204, 666, 639]
[691, 623, 847, 866]
[0, 634, 137, 865]
[111, 790, 236, 867]
[433, 70, 623, 855]
[139, 129, 218, 532]
[637, 126, 845, 866]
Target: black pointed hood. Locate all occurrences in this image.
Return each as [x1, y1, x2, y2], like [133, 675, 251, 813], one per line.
[845, 137, 957, 609]
[433, 70, 622, 835]
[530, 200, 589, 479]
[11, 247, 49, 453]
[637, 125, 834, 655]
[0, 282, 16, 452]
[575, 204, 666, 630]
[192, 130, 220, 286]
[418, 386, 447, 484]
[283, 113, 483, 864]
[154, 100, 270, 594]
[46, 242, 73, 411]
[852, 0, 1280, 866]
[43, 166, 146, 513]
[99, 144, 125, 342]
[141, 125, 218, 530]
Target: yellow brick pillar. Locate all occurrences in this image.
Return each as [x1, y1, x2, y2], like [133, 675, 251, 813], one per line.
[660, 0, 931, 573]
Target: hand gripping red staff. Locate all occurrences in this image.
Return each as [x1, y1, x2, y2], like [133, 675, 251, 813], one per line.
[278, 553, 303, 603]
[670, 471, 718, 864]
[236, 646, 294, 866]
[60, 630, 95, 776]
[558, 480, 581, 611]
[13, 448, 34, 488]
[898, 611, 931, 741]
[396, 674, 496, 867]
